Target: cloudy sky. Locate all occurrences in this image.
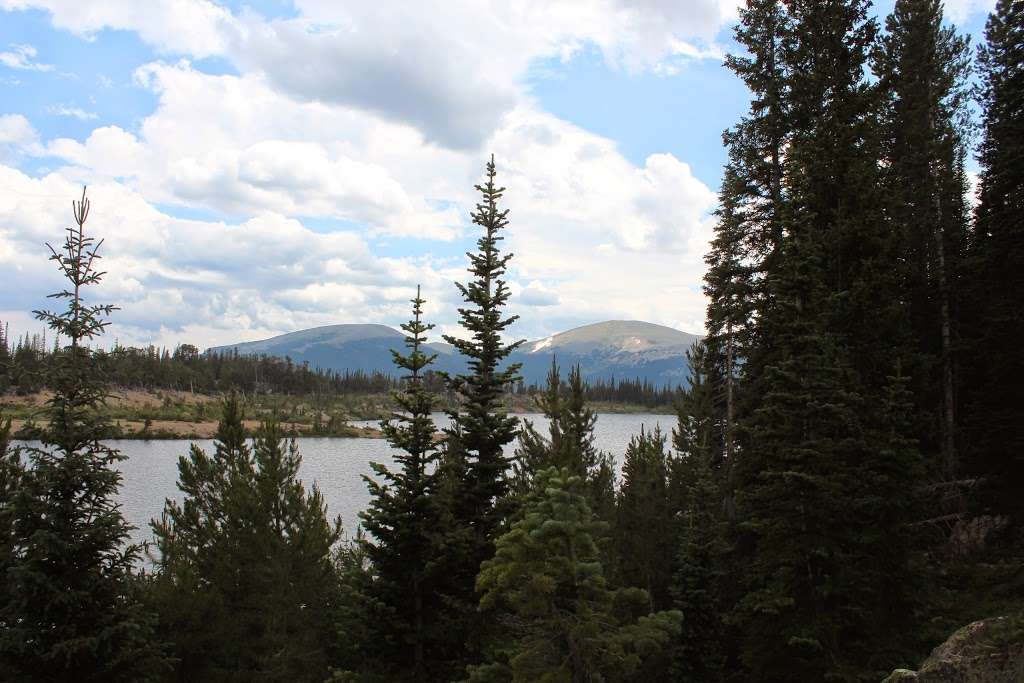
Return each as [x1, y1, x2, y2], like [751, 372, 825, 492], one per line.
[0, 0, 994, 350]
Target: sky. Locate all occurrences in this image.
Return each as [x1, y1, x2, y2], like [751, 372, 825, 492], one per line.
[0, 0, 996, 351]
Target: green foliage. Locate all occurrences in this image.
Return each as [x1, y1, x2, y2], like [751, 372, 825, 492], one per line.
[512, 361, 608, 506]
[150, 394, 341, 681]
[470, 468, 681, 682]
[358, 287, 447, 680]
[441, 155, 524, 548]
[435, 156, 525, 669]
[874, 0, 972, 477]
[615, 427, 673, 610]
[962, 0, 1024, 519]
[0, 188, 166, 681]
[670, 342, 727, 682]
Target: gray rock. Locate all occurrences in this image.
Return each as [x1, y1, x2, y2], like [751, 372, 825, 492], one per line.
[883, 616, 1024, 683]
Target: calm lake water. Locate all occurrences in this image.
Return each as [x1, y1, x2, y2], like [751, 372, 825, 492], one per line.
[106, 412, 675, 547]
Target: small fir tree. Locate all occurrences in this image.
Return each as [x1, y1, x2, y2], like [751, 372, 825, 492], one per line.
[469, 468, 682, 683]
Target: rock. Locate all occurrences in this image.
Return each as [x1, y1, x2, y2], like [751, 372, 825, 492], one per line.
[883, 616, 1024, 682]
[950, 515, 1010, 557]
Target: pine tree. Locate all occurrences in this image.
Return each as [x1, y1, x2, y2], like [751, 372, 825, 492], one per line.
[469, 468, 681, 682]
[874, 0, 972, 478]
[441, 156, 524, 554]
[0, 188, 166, 680]
[670, 342, 726, 682]
[511, 361, 600, 492]
[732, 229, 868, 681]
[151, 396, 341, 681]
[435, 156, 524, 668]
[561, 364, 599, 479]
[509, 357, 563, 500]
[359, 286, 444, 680]
[963, 0, 1024, 519]
[705, 0, 793, 464]
[614, 427, 673, 610]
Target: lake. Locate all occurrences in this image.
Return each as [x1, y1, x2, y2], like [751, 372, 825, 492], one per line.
[108, 412, 676, 547]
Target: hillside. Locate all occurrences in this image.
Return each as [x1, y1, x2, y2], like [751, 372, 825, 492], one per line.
[209, 320, 701, 388]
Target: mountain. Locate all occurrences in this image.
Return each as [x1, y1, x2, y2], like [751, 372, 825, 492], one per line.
[208, 320, 700, 388]
[517, 320, 701, 387]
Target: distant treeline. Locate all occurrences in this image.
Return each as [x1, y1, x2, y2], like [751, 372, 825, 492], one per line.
[0, 326, 397, 396]
[0, 324, 679, 407]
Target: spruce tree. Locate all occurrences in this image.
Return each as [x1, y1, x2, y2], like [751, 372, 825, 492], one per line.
[0, 188, 165, 680]
[469, 468, 681, 682]
[441, 156, 524, 553]
[732, 231, 871, 681]
[670, 342, 726, 682]
[614, 427, 673, 610]
[359, 286, 444, 680]
[874, 0, 972, 478]
[963, 0, 1024, 519]
[435, 156, 524, 668]
[511, 361, 600, 491]
[509, 357, 563, 501]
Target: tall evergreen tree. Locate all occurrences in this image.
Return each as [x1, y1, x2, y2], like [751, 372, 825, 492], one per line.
[670, 342, 726, 682]
[963, 0, 1024, 519]
[359, 286, 444, 680]
[0, 188, 165, 681]
[704, 0, 793, 467]
[874, 0, 972, 478]
[435, 156, 524, 667]
[441, 156, 524, 554]
[151, 396, 341, 681]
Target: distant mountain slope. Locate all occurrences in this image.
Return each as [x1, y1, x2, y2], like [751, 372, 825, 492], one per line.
[518, 320, 701, 387]
[208, 320, 700, 388]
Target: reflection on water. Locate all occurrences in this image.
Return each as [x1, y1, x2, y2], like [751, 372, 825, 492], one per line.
[102, 412, 675, 547]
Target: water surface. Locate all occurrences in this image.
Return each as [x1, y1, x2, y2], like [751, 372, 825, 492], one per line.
[110, 412, 676, 546]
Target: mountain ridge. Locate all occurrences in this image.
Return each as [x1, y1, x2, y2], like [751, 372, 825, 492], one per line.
[208, 320, 701, 388]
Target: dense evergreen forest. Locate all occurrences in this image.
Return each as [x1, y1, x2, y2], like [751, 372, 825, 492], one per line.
[1, 0, 1022, 681]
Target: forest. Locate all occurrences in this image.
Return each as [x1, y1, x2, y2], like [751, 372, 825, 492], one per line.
[1, 0, 1022, 681]
[0, 326, 680, 411]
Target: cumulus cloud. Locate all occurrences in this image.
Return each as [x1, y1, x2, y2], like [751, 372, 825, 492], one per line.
[0, 165, 456, 349]
[0, 43, 53, 71]
[1, 0, 235, 57]
[6, 0, 732, 150]
[942, 0, 996, 24]
[2, 1, 722, 347]
[0, 113, 42, 161]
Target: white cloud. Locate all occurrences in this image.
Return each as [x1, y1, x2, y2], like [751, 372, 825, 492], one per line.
[0, 43, 53, 71]
[1, 0, 236, 57]
[0, 113, 42, 160]
[7, 0, 732, 149]
[943, 0, 996, 24]
[46, 104, 98, 120]
[0, 165, 456, 349]
[1, 1, 722, 347]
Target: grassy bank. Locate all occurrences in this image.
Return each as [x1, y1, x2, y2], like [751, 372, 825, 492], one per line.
[2, 387, 676, 441]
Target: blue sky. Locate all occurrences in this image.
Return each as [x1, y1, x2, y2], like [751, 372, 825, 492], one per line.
[0, 0, 996, 350]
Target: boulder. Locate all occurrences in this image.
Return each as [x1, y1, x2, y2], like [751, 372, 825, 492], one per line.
[883, 616, 1024, 682]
